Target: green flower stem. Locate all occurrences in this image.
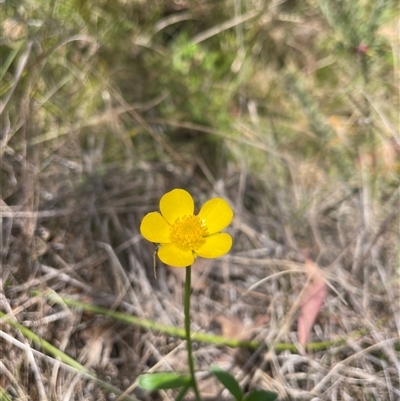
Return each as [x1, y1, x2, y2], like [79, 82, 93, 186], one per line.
[32, 290, 393, 353]
[185, 266, 201, 401]
[34, 289, 261, 349]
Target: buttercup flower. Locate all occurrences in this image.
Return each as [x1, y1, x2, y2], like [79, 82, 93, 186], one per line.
[140, 189, 233, 267]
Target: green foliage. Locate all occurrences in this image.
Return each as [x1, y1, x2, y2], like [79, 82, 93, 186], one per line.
[211, 366, 278, 401]
[0, 386, 12, 401]
[137, 372, 191, 390]
[243, 390, 278, 401]
[318, 0, 396, 81]
[319, 0, 395, 48]
[149, 31, 236, 126]
[211, 365, 244, 401]
[4, 0, 397, 178]
[137, 365, 279, 400]
[0, 45, 20, 83]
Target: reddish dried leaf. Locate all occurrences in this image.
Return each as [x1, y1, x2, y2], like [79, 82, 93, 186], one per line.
[298, 259, 327, 347]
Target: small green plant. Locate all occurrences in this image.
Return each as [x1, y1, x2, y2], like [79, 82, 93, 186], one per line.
[137, 189, 278, 400]
[211, 366, 278, 401]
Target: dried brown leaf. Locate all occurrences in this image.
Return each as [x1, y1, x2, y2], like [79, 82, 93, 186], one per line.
[298, 258, 327, 347]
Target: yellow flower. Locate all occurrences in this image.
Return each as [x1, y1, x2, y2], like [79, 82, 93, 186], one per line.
[140, 188, 233, 267]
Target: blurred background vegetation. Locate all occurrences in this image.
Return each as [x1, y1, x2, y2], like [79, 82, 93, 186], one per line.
[2, 0, 399, 262]
[2, 0, 398, 176]
[1, 0, 399, 400]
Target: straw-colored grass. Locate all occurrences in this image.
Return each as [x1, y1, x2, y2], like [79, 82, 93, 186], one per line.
[1, 0, 399, 400]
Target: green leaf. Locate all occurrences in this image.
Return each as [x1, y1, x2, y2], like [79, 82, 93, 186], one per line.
[175, 382, 191, 401]
[137, 372, 191, 390]
[0, 386, 12, 401]
[243, 389, 278, 401]
[211, 365, 243, 401]
[0, 45, 21, 82]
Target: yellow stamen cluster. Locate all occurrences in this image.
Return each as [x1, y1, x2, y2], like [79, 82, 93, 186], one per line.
[170, 215, 208, 251]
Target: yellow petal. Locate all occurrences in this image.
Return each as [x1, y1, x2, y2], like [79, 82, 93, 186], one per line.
[196, 233, 232, 258]
[158, 243, 195, 267]
[198, 198, 233, 234]
[140, 212, 171, 243]
[160, 189, 194, 224]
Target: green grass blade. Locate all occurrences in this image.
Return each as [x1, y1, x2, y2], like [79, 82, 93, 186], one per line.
[211, 366, 243, 401]
[0, 45, 21, 82]
[137, 372, 191, 390]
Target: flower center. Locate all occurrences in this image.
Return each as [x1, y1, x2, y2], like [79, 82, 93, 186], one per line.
[170, 215, 209, 251]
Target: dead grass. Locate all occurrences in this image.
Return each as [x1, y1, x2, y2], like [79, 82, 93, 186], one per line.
[1, 0, 399, 400]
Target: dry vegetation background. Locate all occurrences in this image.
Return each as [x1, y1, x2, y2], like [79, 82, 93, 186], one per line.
[1, 0, 399, 400]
